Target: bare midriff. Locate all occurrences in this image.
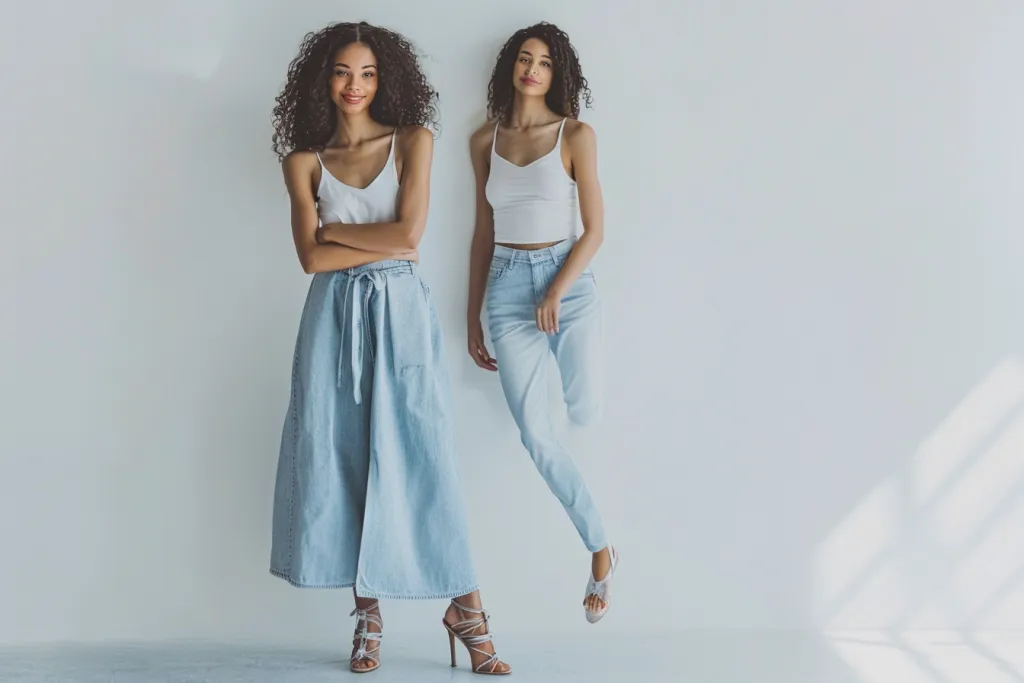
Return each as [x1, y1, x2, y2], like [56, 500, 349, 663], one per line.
[495, 239, 565, 251]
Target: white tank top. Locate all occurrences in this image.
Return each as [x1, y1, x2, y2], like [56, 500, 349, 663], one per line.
[485, 119, 580, 244]
[315, 131, 399, 225]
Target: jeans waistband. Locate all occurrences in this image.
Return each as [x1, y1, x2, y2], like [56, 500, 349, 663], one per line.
[492, 239, 575, 266]
[341, 259, 417, 277]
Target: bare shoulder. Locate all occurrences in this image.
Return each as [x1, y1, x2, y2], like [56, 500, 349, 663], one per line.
[564, 119, 597, 149]
[282, 149, 319, 173]
[397, 125, 434, 152]
[470, 120, 497, 155]
[281, 150, 319, 194]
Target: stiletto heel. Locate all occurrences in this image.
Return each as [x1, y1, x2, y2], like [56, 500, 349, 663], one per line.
[441, 600, 510, 675]
[447, 627, 457, 667]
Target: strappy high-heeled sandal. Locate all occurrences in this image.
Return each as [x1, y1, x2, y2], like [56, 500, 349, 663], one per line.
[442, 600, 511, 675]
[584, 545, 619, 623]
[349, 601, 383, 673]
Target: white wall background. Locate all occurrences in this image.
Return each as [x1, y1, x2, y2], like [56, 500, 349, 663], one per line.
[3, 0, 1024, 646]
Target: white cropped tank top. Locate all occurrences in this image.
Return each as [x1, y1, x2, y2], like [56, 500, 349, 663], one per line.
[485, 118, 580, 244]
[315, 131, 399, 225]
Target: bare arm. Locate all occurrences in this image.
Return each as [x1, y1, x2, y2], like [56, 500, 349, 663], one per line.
[318, 126, 433, 253]
[467, 126, 497, 324]
[283, 152, 413, 274]
[466, 124, 498, 371]
[547, 121, 604, 297]
[535, 122, 604, 334]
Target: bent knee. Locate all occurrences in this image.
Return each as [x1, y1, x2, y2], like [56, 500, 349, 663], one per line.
[567, 400, 602, 427]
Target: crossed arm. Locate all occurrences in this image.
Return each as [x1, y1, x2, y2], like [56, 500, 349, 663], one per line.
[316, 127, 433, 254]
[283, 127, 432, 274]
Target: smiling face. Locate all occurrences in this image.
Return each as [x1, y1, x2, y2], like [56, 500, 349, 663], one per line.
[486, 23, 591, 126]
[328, 42, 379, 116]
[511, 37, 553, 97]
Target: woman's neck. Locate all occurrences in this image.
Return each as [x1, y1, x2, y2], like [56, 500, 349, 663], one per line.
[509, 94, 559, 129]
[331, 111, 383, 148]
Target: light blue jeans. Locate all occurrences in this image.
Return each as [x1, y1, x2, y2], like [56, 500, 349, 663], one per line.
[486, 239, 608, 552]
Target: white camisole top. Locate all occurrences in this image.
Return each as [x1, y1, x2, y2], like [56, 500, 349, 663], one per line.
[315, 131, 399, 225]
[485, 118, 580, 244]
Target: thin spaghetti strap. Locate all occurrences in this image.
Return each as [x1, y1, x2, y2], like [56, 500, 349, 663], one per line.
[556, 117, 568, 146]
[315, 150, 326, 167]
[387, 128, 398, 162]
[491, 122, 500, 154]
[389, 128, 399, 182]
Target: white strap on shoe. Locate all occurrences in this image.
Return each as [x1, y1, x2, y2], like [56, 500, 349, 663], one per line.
[585, 546, 619, 606]
[450, 600, 501, 673]
[350, 602, 383, 666]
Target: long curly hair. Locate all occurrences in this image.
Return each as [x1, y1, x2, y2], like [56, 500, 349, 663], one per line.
[487, 22, 592, 124]
[271, 21, 438, 160]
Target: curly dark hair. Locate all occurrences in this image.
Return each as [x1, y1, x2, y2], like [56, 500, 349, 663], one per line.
[271, 21, 439, 160]
[487, 22, 592, 124]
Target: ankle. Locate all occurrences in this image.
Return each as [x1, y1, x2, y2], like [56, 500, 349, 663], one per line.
[453, 591, 483, 611]
[354, 600, 380, 620]
[447, 602, 473, 621]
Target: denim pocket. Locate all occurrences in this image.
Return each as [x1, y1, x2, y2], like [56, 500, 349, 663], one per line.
[385, 275, 432, 371]
[488, 260, 510, 284]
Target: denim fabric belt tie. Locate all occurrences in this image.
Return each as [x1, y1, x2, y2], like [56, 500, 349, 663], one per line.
[337, 270, 385, 404]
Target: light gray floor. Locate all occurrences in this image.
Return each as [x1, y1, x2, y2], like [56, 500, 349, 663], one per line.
[1, 631, 1021, 682]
